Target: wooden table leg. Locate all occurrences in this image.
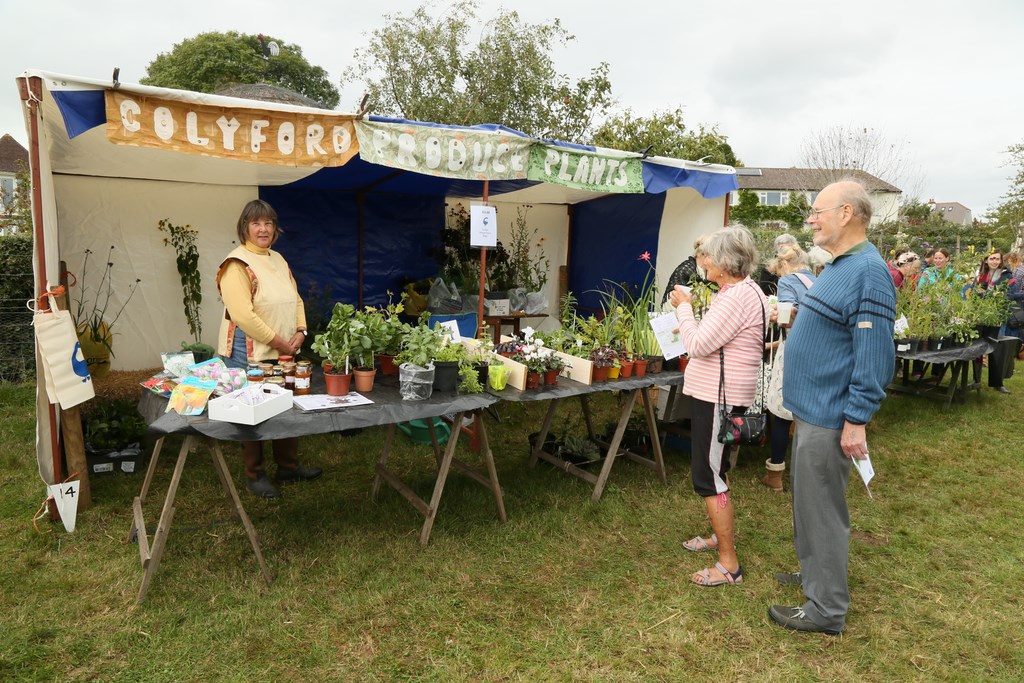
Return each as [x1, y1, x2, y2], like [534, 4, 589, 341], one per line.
[419, 411, 464, 545]
[371, 423, 398, 501]
[640, 386, 668, 484]
[579, 394, 597, 440]
[427, 418, 444, 466]
[137, 435, 193, 604]
[210, 441, 273, 586]
[530, 400, 559, 468]
[476, 416, 507, 522]
[128, 436, 165, 543]
[591, 390, 638, 503]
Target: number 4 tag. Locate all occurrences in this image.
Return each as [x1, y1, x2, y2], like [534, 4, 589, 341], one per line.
[46, 481, 81, 533]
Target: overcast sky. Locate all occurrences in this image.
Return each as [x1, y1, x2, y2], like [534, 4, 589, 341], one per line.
[2, 0, 1021, 216]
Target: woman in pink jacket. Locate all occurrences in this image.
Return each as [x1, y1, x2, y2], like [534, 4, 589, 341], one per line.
[670, 226, 768, 587]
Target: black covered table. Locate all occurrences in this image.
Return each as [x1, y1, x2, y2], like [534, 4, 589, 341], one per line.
[489, 370, 685, 503]
[132, 372, 502, 603]
[888, 339, 993, 409]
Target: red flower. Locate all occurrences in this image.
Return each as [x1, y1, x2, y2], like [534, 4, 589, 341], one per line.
[638, 251, 651, 261]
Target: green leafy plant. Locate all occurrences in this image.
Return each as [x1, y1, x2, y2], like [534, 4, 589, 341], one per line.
[458, 363, 483, 393]
[70, 246, 141, 353]
[83, 399, 147, 451]
[396, 315, 443, 367]
[158, 219, 203, 345]
[349, 307, 391, 370]
[502, 205, 549, 292]
[311, 302, 356, 372]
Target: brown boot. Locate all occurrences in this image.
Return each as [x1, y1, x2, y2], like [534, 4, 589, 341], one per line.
[762, 460, 785, 493]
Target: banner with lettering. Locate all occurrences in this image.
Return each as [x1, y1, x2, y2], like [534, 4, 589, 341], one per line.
[527, 145, 644, 193]
[105, 91, 359, 167]
[355, 120, 532, 180]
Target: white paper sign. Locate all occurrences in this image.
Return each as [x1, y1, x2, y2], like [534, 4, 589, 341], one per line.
[470, 205, 497, 247]
[893, 315, 909, 336]
[438, 320, 462, 342]
[649, 312, 687, 360]
[853, 452, 875, 498]
[47, 481, 80, 533]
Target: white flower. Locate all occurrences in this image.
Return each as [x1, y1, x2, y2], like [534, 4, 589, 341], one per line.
[535, 339, 545, 348]
[576, 339, 583, 348]
[522, 326, 535, 340]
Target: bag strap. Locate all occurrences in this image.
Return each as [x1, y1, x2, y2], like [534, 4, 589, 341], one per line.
[718, 282, 768, 408]
[794, 272, 814, 290]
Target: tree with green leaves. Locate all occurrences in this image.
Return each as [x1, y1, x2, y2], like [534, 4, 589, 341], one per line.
[986, 142, 1024, 252]
[592, 107, 740, 166]
[141, 31, 339, 109]
[341, 1, 614, 143]
[0, 161, 32, 235]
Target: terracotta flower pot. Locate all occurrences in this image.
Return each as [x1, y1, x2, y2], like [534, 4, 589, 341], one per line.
[525, 372, 542, 390]
[678, 356, 689, 372]
[377, 354, 399, 376]
[324, 371, 353, 396]
[592, 365, 610, 382]
[633, 358, 648, 377]
[354, 368, 376, 393]
[543, 369, 559, 386]
[619, 359, 635, 378]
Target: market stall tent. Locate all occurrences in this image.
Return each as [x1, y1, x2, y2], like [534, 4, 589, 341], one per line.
[18, 69, 737, 486]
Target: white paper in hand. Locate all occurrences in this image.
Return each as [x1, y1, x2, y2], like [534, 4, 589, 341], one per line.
[852, 452, 875, 499]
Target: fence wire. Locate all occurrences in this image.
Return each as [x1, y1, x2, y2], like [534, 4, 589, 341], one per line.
[0, 271, 36, 383]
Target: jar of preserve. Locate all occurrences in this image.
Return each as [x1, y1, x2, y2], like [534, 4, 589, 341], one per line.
[281, 362, 297, 390]
[294, 360, 312, 395]
[246, 369, 265, 384]
[278, 355, 294, 364]
[258, 362, 274, 377]
[271, 365, 283, 377]
[265, 376, 286, 389]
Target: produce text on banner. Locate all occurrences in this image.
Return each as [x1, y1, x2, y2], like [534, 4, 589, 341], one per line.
[105, 91, 359, 167]
[355, 120, 531, 180]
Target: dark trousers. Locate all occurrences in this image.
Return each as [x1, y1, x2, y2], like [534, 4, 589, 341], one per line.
[241, 438, 299, 481]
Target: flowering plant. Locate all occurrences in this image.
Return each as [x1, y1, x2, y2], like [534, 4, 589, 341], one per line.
[70, 246, 141, 354]
[589, 344, 619, 368]
[513, 327, 555, 373]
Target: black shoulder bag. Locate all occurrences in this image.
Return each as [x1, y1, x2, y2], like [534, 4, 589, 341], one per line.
[717, 286, 768, 447]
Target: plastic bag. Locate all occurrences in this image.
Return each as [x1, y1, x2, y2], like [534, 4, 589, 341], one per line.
[766, 340, 792, 420]
[509, 287, 528, 313]
[524, 285, 547, 314]
[399, 362, 435, 400]
[428, 279, 462, 314]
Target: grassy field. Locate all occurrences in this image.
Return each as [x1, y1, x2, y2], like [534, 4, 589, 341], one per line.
[1, 367, 1023, 682]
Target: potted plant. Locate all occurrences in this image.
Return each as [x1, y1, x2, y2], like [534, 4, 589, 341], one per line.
[157, 219, 212, 361]
[432, 337, 467, 393]
[395, 316, 442, 400]
[589, 345, 618, 382]
[70, 247, 142, 379]
[375, 292, 409, 376]
[311, 302, 355, 396]
[349, 307, 390, 393]
[543, 351, 570, 386]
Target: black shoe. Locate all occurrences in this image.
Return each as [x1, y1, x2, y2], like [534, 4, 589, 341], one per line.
[768, 605, 841, 635]
[246, 476, 281, 499]
[774, 572, 802, 586]
[276, 464, 323, 484]
[994, 386, 1010, 394]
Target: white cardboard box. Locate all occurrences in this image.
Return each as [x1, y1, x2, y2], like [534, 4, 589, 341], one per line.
[208, 384, 293, 425]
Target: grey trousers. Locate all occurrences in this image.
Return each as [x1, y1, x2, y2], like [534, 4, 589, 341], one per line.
[791, 417, 852, 631]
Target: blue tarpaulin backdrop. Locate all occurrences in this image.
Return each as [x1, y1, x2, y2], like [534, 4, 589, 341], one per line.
[569, 194, 667, 313]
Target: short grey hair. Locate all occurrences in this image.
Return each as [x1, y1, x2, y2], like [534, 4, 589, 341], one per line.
[702, 226, 759, 278]
[835, 178, 873, 225]
[773, 233, 798, 253]
[767, 244, 810, 276]
[693, 233, 714, 257]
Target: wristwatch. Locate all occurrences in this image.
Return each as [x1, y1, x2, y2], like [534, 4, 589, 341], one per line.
[298, 329, 308, 337]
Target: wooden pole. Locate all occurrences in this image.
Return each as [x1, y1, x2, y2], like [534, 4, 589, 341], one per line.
[18, 75, 64, 493]
[477, 181, 489, 339]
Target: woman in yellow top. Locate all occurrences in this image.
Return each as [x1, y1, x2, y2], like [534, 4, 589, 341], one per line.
[216, 199, 322, 498]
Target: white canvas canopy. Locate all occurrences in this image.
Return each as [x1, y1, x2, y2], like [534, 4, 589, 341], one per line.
[17, 69, 737, 486]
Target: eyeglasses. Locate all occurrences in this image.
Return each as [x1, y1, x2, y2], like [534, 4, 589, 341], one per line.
[805, 204, 846, 221]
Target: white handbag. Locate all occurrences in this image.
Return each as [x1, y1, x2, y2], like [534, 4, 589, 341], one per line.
[32, 292, 95, 409]
[766, 337, 791, 420]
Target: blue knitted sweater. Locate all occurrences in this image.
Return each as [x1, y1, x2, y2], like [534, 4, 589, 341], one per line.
[783, 241, 896, 429]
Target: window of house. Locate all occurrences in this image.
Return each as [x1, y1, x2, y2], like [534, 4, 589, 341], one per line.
[758, 191, 787, 206]
[0, 177, 14, 208]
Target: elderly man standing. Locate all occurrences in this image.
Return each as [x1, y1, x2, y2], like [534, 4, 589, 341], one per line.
[769, 180, 896, 635]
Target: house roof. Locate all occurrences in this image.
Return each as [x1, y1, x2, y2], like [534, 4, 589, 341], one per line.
[0, 134, 29, 173]
[736, 167, 901, 193]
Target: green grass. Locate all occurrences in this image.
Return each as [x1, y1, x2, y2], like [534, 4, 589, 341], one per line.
[1, 369, 1023, 681]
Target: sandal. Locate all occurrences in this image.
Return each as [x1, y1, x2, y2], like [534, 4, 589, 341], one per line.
[682, 533, 718, 553]
[691, 562, 743, 587]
